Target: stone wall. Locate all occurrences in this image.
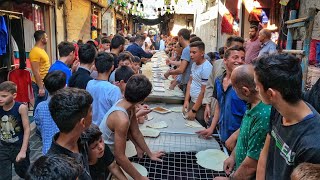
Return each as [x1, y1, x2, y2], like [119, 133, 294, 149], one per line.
[298, 0, 320, 40]
[65, 0, 91, 42]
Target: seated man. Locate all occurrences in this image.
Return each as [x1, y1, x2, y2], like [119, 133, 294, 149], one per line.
[84, 124, 126, 180]
[99, 75, 164, 179]
[214, 65, 271, 180]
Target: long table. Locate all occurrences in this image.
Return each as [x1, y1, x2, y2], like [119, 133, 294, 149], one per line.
[142, 51, 185, 104]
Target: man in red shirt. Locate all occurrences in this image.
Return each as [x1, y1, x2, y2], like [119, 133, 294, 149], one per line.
[244, 25, 261, 64]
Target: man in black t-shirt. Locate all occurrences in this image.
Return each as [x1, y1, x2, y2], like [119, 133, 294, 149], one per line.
[253, 54, 320, 180]
[84, 124, 126, 180]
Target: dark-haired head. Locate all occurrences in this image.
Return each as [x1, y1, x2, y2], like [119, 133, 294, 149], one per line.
[34, 30, 46, 42]
[25, 154, 83, 180]
[110, 35, 125, 50]
[0, 81, 17, 94]
[58, 41, 75, 58]
[95, 52, 114, 74]
[253, 53, 302, 104]
[178, 28, 191, 41]
[190, 41, 205, 52]
[115, 66, 135, 83]
[78, 44, 97, 64]
[83, 124, 102, 146]
[44, 71, 66, 95]
[190, 36, 202, 43]
[124, 74, 152, 103]
[225, 36, 244, 48]
[49, 88, 93, 133]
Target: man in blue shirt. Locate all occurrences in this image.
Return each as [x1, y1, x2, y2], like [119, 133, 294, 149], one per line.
[34, 71, 66, 154]
[49, 41, 76, 85]
[197, 46, 247, 150]
[86, 52, 122, 126]
[126, 34, 154, 60]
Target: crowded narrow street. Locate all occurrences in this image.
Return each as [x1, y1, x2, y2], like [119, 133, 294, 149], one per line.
[1, 0, 320, 180]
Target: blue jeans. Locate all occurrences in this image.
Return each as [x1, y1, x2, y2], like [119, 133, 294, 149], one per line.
[0, 142, 30, 180]
[32, 82, 48, 114]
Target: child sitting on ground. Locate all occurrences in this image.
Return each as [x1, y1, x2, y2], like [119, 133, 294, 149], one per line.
[83, 124, 126, 180]
[0, 81, 30, 179]
[99, 74, 164, 180]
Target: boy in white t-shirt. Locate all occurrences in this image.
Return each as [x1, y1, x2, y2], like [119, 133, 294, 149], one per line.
[183, 41, 212, 127]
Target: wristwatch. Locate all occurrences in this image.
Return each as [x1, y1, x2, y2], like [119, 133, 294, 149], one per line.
[191, 109, 197, 113]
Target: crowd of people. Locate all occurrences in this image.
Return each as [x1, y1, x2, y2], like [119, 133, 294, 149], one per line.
[0, 25, 320, 180]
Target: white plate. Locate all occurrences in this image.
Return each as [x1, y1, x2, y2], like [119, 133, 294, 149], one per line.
[151, 106, 171, 114]
[153, 87, 165, 92]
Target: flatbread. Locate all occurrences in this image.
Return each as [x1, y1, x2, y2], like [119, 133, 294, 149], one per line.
[146, 121, 168, 129]
[125, 140, 137, 158]
[152, 106, 171, 114]
[170, 106, 182, 112]
[153, 87, 166, 92]
[124, 163, 148, 180]
[196, 149, 228, 171]
[154, 82, 165, 87]
[185, 120, 203, 128]
[140, 128, 160, 137]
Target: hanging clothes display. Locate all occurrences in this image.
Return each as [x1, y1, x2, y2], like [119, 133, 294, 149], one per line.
[0, 16, 8, 55]
[221, 13, 234, 34]
[23, 17, 35, 52]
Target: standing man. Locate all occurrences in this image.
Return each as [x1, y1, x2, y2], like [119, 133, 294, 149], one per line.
[258, 28, 277, 57]
[214, 65, 271, 180]
[203, 36, 244, 122]
[184, 41, 212, 127]
[110, 35, 125, 69]
[29, 30, 50, 111]
[197, 46, 247, 151]
[254, 54, 320, 180]
[164, 28, 191, 94]
[245, 25, 261, 64]
[48, 41, 75, 85]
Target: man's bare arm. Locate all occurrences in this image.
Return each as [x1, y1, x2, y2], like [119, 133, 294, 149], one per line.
[256, 134, 270, 180]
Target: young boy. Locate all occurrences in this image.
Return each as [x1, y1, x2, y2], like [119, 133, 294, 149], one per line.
[109, 52, 134, 83]
[115, 66, 151, 124]
[99, 75, 164, 179]
[184, 41, 212, 127]
[34, 71, 66, 154]
[0, 81, 30, 180]
[47, 87, 93, 180]
[26, 154, 83, 180]
[86, 52, 122, 126]
[84, 124, 126, 180]
[132, 56, 142, 74]
[254, 54, 320, 180]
